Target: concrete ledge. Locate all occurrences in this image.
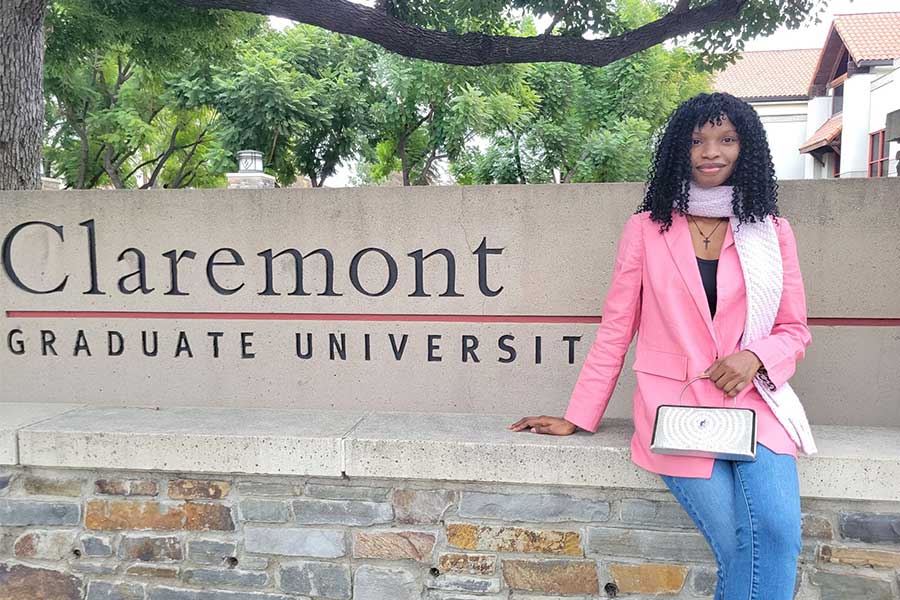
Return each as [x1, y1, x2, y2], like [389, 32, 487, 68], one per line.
[790, 424, 900, 501]
[0, 402, 84, 465]
[5, 403, 899, 501]
[16, 405, 367, 476]
[344, 412, 658, 490]
[345, 414, 900, 502]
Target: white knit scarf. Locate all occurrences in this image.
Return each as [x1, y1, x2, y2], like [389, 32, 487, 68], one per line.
[686, 181, 817, 455]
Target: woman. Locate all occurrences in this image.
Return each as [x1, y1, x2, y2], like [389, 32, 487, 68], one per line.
[509, 92, 816, 600]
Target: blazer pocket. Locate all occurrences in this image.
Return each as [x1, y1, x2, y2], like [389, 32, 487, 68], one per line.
[632, 348, 688, 381]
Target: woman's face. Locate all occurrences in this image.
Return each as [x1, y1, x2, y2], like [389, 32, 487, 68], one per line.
[690, 114, 741, 187]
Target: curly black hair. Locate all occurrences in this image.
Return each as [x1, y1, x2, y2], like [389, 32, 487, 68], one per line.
[636, 92, 780, 233]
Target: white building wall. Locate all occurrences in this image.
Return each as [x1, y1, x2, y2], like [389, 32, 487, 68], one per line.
[804, 96, 833, 179]
[869, 62, 900, 177]
[841, 71, 878, 178]
[751, 101, 808, 180]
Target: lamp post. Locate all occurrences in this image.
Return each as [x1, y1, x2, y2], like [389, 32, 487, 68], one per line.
[226, 150, 276, 189]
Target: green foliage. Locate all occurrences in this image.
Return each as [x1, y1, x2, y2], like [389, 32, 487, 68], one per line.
[42, 0, 727, 188]
[360, 46, 533, 185]
[449, 5, 713, 185]
[689, 0, 829, 69]
[169, 25, 382, 186]
[569, 116, 654, 182]
[364, 139, 405, 184]
[46, 0, 264, 70]
[43, 0, 263, 188]
[210, 44, 325, 178]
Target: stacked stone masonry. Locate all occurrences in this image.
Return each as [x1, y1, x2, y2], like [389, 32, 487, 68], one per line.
[1, 467, 899, 599]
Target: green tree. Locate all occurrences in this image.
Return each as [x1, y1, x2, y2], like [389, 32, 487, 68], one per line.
[41, 0, 262, 188]
[4, 0, 828, 189]
[452, 4, 711, 184]
[171, 25, 382, 187]
[353, 27, 540, 187]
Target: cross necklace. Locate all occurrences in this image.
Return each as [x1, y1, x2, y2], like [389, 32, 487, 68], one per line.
[688, 216, 725, 250]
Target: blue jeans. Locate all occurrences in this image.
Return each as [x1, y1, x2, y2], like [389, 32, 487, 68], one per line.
[659, 443, 802, 600]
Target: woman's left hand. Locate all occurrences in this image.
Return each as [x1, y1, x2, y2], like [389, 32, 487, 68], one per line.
[704, 350, 763, 397]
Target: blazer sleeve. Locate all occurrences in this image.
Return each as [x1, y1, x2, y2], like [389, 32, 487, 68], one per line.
[744, 217, 813, 390]
[564, 213, 643, 433]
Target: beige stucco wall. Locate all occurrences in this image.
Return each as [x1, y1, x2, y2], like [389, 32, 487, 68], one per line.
[1, 179, 898, 426]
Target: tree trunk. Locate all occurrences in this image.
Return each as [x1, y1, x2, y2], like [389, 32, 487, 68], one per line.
[0, 0, 47, 190]
[397, 135, 410, 186]
[511, 130, 526, 184]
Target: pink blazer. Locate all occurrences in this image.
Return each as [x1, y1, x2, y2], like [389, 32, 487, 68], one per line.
[564, 210, 812, 478]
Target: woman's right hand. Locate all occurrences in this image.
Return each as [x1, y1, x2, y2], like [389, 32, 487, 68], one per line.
[508, 415, 578, 436]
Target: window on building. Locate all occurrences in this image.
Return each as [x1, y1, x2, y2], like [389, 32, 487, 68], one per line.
[868, 129, 888, 177]
[832, 152, 841, 178]
[832, 83, 843, 115]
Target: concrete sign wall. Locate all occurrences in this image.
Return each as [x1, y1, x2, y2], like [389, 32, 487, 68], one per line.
[1, 180, 898, 426]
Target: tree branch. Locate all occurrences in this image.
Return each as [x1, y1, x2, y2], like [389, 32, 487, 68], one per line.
[175, 0, 748, 67]
[406, 104, 435, 137]
[119, 58, 134, 87]
[508, 127, 526, 183]
[413, 149, 449, 185]
[542, 0, 577, 36]
[128, 132, 209, 186]
[173, 168, 196, 188]
[142, 126, 181, 189]
[86, 165, 107, 189]
[62, 103, 91, 188]
[373, 0, 390, 15]
[169, 126, 210, 186]
[124, 151, 168, 183]
[113, 146, 139, 172]
[103, 145, 126, 188]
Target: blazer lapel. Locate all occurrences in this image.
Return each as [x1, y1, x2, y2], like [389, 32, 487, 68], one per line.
[721, 217, 734, 252]
[663, 213, 719, 345]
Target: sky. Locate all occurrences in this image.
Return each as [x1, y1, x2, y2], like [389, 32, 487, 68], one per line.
[269, 0, 899, 185]
[743, 0, 898, 51]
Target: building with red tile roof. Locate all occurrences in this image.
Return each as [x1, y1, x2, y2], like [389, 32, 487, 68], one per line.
[714, 49, 821, 102]
[714, 12, 900, 179]
[830, 12, 900, 63]
[713, 49, 820, 179]
[798, 113, 842, 154]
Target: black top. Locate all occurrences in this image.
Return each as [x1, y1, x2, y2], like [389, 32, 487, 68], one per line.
[696, 257, 718, 318]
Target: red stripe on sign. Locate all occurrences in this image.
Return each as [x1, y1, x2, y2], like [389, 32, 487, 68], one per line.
[4, 310, 601, 324]
[3, 310, 900, 326]
[808, 317, 900, 326]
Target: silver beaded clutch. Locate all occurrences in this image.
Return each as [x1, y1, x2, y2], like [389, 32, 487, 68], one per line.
[650, 374, 757, 461]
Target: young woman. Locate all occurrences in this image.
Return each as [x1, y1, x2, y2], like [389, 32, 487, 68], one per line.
[509, 91, 817, 600]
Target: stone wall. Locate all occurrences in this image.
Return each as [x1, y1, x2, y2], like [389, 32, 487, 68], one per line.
[1, 466, 899, 600]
